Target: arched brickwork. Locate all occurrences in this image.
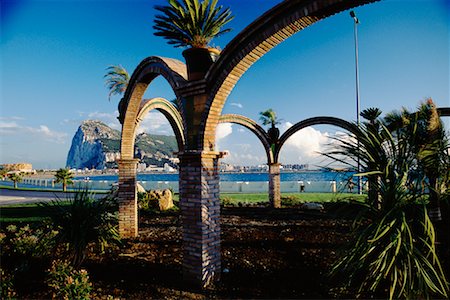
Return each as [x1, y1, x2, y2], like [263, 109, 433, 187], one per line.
[275, 116, 358, 162]
[200, 0, 378, 150]
[137, 97, 185, 152]
[120, 56, 187, 159]
[219, 114, 273, 163]
[438, 107, 450, 117]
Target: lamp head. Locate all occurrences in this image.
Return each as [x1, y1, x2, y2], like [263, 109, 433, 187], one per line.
[350, 10, 359, 23]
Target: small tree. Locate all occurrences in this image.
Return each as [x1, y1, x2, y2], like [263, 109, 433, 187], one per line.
[104, 65, 129, 101]
[54, 168, 74, 192]
[259, 108, 281, 144]
[153, 0, 234, 49]
[8, 173, 22, 189]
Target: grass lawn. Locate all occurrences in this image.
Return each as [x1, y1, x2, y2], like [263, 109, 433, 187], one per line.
[0, 192, 365, 223]
[0, 185, 109, 194]
[0, 202, 71, 223]
[220, 192, 366, 205]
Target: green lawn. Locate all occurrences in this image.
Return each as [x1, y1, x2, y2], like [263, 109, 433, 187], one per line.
[220, 192, 366, 205]
[0, 185, 109, 194]
[0, 192, 365, 223]
[0, 202, 70, 223]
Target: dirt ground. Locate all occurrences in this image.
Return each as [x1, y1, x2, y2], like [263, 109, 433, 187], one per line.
[11, 206, 450, 299]
[80, 207, 352, 299]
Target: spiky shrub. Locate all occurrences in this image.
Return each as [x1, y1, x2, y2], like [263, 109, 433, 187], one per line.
[325, 110, 449, 298]
[47, 260, 91, 300]
[153, 0, 234, 48]
[40, 189, 120, 268]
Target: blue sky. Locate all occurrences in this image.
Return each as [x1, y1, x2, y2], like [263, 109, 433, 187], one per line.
[1, 0, 449, 169]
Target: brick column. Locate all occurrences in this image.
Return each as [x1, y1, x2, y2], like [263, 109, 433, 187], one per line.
[178, 150, 222, 288]
[117, 158, 139, 238]
[268, 163, 281, 208]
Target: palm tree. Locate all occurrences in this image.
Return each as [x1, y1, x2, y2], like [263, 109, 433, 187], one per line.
[104, 65, 130, 101]
[325, 113, 449, 299]
[153, 0, 234, 48]
[259, 109, 281, 143]
[8, 173, 22, 189]
[360, 107, 383, 207]
[384, 99, 446, 221]
[54, 168, 74, 192]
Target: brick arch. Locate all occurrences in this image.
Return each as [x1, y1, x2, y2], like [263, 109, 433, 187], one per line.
[438, 107, 450, 117]
[136, 97, 185, 152]
[219, 114, 273, 163]
[201, 0, 378, 150]
[275, 116, 357, 162]
[120, 56, 187, 159]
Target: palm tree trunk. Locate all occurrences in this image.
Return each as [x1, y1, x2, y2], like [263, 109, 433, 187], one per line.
[63, 182, 67, 192]
[428, 177, 441, 221]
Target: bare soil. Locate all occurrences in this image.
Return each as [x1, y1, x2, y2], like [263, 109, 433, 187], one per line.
[11, 206, 450, 299]
[83, 207, 353, 299]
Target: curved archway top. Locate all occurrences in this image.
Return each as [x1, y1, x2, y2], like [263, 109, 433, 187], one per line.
[219, 114, 274, 163]
[124, 56, 187, 99]
[135, 97, 185, 152]
[275, 116, 358, 162]
[200, 0, 378, 150]
[119, 56, 188, 159]
[438, 107, 450, 117]
[206, 0, 377, 105]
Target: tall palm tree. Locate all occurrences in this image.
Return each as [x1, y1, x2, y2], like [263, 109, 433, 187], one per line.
[104, 65, 130, 101]
[259, 109, 281, 143]
[55, 168, 74, 192]
[360, 107, 383, 207]
[153, 0, 234, 48]
[8, 173, 22, 189]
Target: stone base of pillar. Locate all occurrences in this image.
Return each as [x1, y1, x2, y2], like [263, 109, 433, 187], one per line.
[269, 163, 281, 208]
[117, 159, 139, 238]
[178, 151, 222, 288]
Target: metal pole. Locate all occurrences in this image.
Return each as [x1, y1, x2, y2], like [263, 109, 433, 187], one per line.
[350, 10, 362, 195]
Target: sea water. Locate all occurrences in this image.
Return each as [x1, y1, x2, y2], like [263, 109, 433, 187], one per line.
[14, 171, 358, 193]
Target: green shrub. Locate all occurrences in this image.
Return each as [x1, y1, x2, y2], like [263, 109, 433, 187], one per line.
[0, 268, 17, 300]
[281, 195, 300, 207]
[40, 188, 121, 268]
[47, 260, 91, 300]
[1, 223, 57, 272]
[220, 196, 234, 207]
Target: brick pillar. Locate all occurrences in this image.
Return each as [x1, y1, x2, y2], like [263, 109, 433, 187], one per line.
[269, 163, 281, 208]
[117, 158, 139, 238]
[179, 150, 222, 288]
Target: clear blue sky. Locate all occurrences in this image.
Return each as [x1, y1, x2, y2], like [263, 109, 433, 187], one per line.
[1, 0, 449, 169]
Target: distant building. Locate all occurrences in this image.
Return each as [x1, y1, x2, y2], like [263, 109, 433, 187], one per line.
[1, 163, 33, 173]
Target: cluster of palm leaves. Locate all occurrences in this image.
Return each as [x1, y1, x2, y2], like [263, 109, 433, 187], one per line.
[104, 65, 130, 101]
[40, 189, 120, 268]
[326, 99, 449, 299]
[153, 0, 234, 48]
[54, 168, 74, 192]
[8, 173, 22, 189]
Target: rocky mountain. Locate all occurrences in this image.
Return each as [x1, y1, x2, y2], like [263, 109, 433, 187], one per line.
[66, 120, 178, 170]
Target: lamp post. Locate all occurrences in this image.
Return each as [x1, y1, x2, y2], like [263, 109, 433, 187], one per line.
[350, 10, 362, 195]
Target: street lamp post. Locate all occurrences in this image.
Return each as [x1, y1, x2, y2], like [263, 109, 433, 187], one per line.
[350, 10, 362, 195]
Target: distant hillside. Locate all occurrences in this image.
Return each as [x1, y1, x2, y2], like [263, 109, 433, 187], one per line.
[66, 120, 178, 170]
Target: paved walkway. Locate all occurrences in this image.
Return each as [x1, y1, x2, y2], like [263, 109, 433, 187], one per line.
[0, 189, 104, 206]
